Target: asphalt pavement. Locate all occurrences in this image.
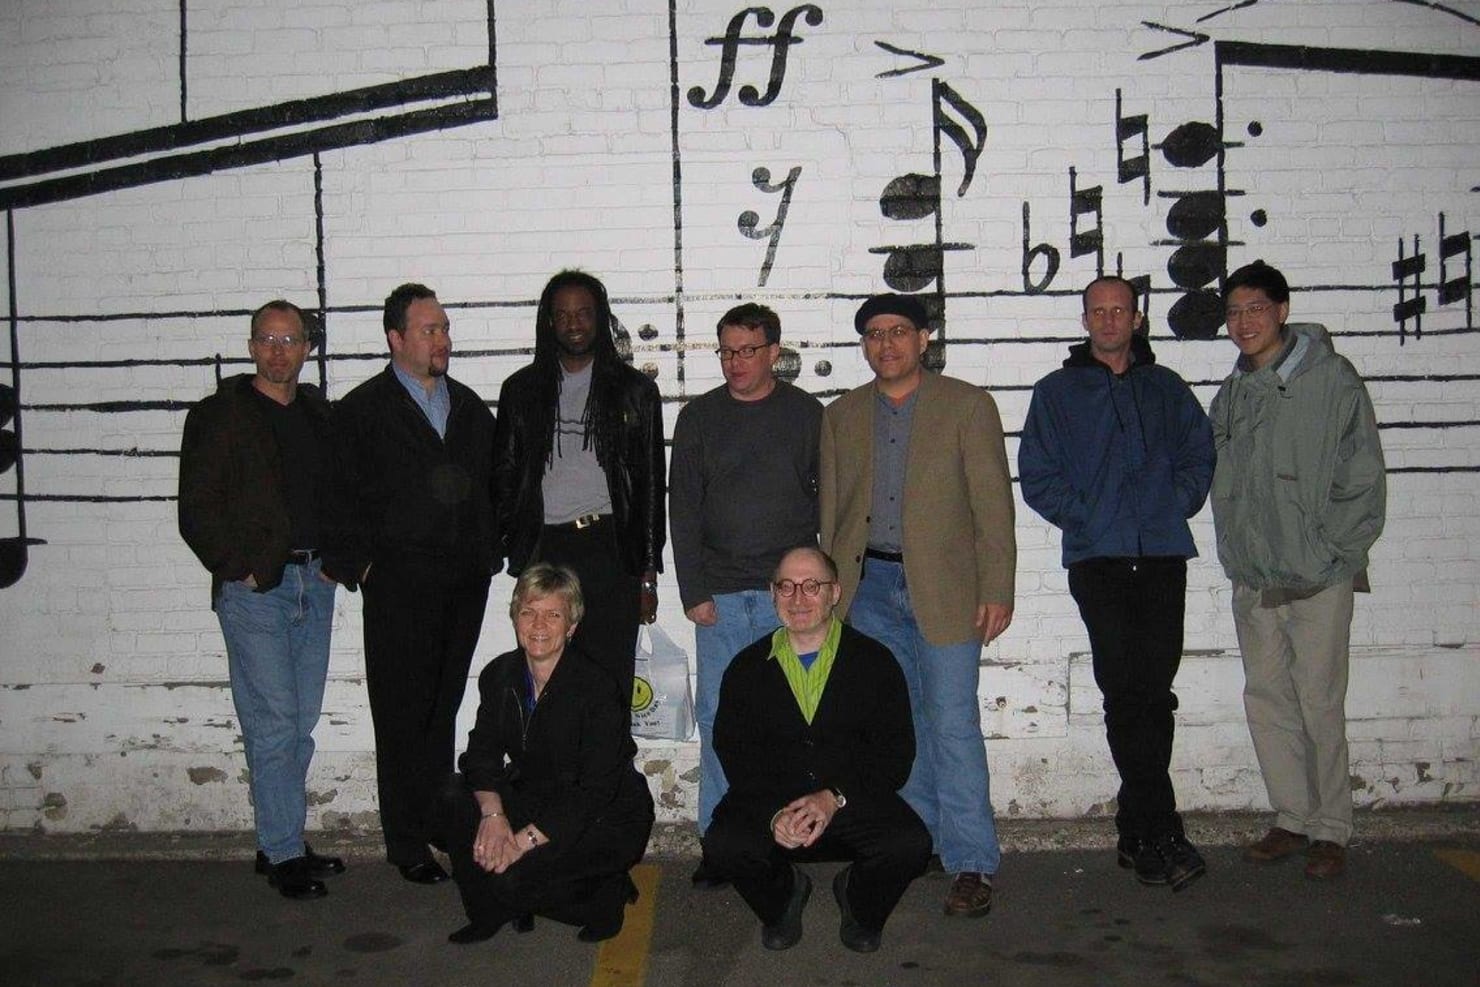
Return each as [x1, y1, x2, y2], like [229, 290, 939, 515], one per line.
[3, 810, 1478, 987]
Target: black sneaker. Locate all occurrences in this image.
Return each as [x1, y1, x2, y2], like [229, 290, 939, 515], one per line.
[1133, 839, 1170, 886]
[1138, 834, 1206, 892]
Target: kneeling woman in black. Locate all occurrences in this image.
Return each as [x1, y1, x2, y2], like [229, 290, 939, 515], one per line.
[441, 562, 654, 944]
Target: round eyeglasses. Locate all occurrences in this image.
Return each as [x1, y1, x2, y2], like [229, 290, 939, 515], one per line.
[772, 578, 835, 598]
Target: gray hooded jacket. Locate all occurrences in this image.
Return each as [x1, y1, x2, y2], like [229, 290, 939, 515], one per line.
[1209, 323, 1386, 591]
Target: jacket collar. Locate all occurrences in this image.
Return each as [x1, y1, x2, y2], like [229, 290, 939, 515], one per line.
[1063, 332, 1156, 371]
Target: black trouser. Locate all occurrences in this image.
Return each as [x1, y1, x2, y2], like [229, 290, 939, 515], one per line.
[1068, 556, 1188, 841]
[361, 559, 491, 865]
[703, 793, 930, 933]
[533, 518, 640, 710]
[438, 776, 653, 930]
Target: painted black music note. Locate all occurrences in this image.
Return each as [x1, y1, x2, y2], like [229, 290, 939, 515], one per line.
[737, 165, 803, 286]
[1437, 214, 1472, 329]
[1070, 167, 1103, 265]
[687, 5, 825, 110]
[879, 173, 939, 221]
[1116, 89, 1150, 205]
[933, 80, 987, 197]
[1020, 201, 1060, 294]
[0, 380, 44, 589]
[1393, 236, 1428, 344]
[1153, 114, 1236, 340]
[868, 242, 971, 296]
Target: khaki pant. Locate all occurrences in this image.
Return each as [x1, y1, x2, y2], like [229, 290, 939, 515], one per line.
[1233, 579, 1355, 846]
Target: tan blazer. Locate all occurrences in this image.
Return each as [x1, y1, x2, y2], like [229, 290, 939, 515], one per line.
[820, 370, 1016, 645]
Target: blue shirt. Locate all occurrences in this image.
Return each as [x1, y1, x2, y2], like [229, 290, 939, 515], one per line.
[868, 387, 917, 553]
[391, 361, 451, 439]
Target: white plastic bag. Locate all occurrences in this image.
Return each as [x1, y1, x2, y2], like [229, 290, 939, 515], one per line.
[631, 624, 695, 741]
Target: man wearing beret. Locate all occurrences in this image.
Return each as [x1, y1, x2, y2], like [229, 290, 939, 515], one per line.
[819, 293, 1016, 918]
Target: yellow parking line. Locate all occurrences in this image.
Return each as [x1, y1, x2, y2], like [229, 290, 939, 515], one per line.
[1433, 848, 1480, 882]
[590, 863, 660, 987]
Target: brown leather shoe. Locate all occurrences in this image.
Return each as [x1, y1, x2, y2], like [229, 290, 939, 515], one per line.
[1304, 841, 1346, 880]
[1244, 827, 1309, 863]
[943, 872, 993, 918]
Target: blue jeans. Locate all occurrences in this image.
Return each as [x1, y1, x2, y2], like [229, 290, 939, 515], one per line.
[216, 560, 336, 864]
[846, 557, 1000, 875]
[694, 589, 779, 834]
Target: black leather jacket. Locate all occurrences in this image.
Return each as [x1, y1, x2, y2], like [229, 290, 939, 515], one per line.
[493, 361, 666, 577]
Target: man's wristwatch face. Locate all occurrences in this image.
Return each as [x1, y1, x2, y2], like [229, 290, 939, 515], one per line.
[830, 788, 847, 809]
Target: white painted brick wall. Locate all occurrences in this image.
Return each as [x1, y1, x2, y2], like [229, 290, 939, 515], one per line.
[0, 0, 1476, 833]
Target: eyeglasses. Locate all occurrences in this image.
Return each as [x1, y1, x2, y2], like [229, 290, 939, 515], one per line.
[251, 333, 305, 348]
[862, 326, 920, 344]
[773, 578, 835, 598]
[716, 343, 772, 361]
[1225, 302, 1274, 321]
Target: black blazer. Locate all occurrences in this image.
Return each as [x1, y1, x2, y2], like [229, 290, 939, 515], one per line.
[713, 622, 914, 813]
[459, 645, 652, 847]
[327, 365, 498, 588]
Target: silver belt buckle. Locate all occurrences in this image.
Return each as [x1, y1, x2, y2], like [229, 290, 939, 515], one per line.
[574, 514, 597, 529]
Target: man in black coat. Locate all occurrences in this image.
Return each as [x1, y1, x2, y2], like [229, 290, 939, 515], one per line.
[706, 546, 930, 953]
[328, 283, 498, 885]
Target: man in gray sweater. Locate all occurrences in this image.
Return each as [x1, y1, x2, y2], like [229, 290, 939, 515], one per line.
[670, 302, 823, 886]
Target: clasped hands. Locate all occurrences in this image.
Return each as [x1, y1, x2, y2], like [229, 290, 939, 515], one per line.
[471, 807, 545, 874]
[770, 790, 839, 850]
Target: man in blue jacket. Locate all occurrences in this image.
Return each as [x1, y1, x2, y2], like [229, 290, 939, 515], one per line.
[1019, 276, 1215, 891]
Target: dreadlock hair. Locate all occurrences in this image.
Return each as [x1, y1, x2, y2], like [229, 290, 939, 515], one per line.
[527, 269, 631, 473]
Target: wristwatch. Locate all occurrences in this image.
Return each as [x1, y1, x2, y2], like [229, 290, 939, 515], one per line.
[829, 787, 847, 810]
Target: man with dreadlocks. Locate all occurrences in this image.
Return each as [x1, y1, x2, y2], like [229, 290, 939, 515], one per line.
[493, 270, 666, 710]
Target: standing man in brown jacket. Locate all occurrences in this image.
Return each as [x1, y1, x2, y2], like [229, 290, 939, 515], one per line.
[820, 293, 1016, 919]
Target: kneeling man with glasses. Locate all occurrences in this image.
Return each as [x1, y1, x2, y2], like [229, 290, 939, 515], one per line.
[703, 546, 930, 953]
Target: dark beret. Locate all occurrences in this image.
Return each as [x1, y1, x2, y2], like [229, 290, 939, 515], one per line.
[854, 293, 929, 334]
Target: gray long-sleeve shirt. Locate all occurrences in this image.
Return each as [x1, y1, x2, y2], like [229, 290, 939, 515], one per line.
[669, 380, 823, 610]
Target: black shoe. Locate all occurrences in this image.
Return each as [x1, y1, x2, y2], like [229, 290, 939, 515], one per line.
[1133, 839, 1170, 886]
[255, 844, 346, 879]
[577, 915, 624, 943]
[761, 868, 811, 951]
[513, 913, 535, 934]
[1116, 835, 1142, 871]
[576, 875, 638, 942]
[305, 843, 346, 877]
[832, 867, 881, 953]
[448, 922, 502, 944]
[690, 858, 730, 890]
[267, 856, 328, 900]
[1160, 835, 1207, 892]
[1137, 834, 1207, 891]
[398, 860, 450, 885]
